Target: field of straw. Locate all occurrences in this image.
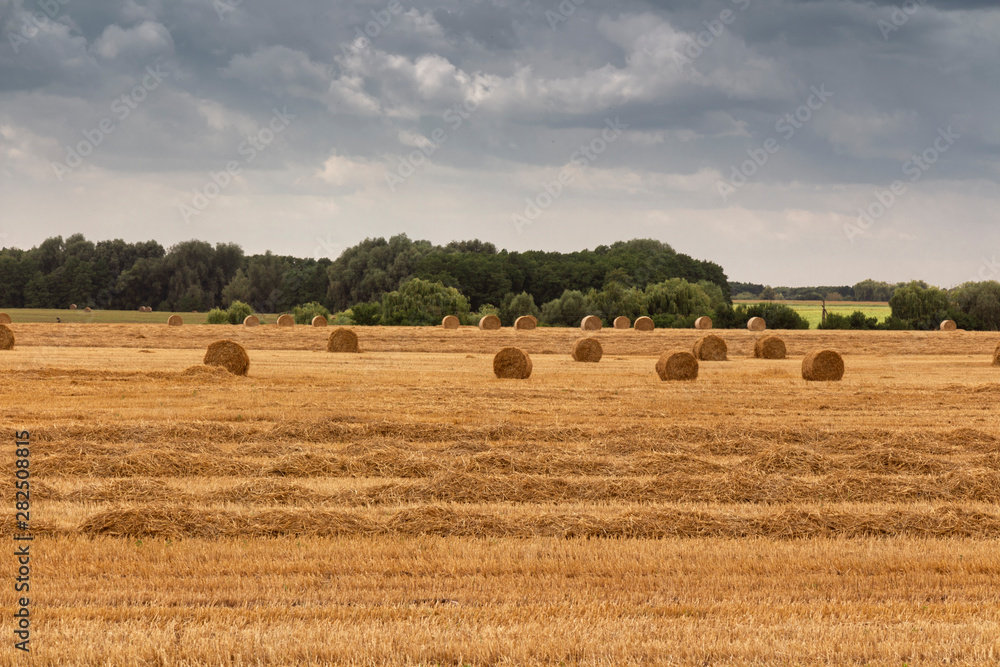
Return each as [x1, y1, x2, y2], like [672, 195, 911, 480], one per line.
[2, 324, 1000, 665]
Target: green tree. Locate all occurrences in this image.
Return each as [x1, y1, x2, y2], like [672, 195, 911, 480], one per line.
[222, 269, 252, 306]
[380, 278, 470, 326]
[951, 281, 1000, 330]
[227, 300, 254, 325]
[292, 302, 331, 325]
[889, 281, 950, 328]
[500, 292, 541, 325]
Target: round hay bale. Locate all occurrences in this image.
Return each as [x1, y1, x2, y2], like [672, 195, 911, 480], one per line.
[479, 315, 502, 330]
[442, 315, 461, 329]
[693, 334, 727, 361]
[327, 328, 360, 353]
[203, 340, 249, 376]
[747, 317, 766, 331]
[311, 315, 328, 327]
[69, 304, 77, 310]
[613, 316, 631, 329]
[581, 315, 602, 331]
[276, 314, 295, 327]
[243, 315, 260, 327]
[695, 316, 713, 330]
[571, 338, 603, 363]
[0, 324, 14, 350]
[634, 316, 655, 332]
[83, 307, 92, 313]
[514, 315, 537, 330]
[940, 319, 957, 331]
[754, 335, 787, 360]
[0, 313, 10, 325]
[993, 342, 1000, 367]
[493, 347, 532, 379]
[802, 349, 845, 382]
[656, 350, 698, 381]
[167, 315, 183, 327]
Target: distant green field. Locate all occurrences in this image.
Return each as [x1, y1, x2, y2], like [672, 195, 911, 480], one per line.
[0, 308, 276, 325]
[735, 300, 892, 329]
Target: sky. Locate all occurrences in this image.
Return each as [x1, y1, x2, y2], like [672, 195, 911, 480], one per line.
[0, 0, 998, 287]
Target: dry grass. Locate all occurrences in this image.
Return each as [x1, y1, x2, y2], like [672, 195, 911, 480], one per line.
[4, 327, 1000, 664]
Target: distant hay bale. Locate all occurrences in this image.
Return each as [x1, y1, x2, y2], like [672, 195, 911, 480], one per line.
[655, 350, 698, 381]
[0, 324, 14, 350]
[693, 334, 727, 361]
[581, 315, 602, 331]
[277, 314, 295, 327]
[572, 338, 603, 363]
[993, 343, 1000, 367]
[167, 315, 183, 327]
[479, 315, 502, 330]
[754, 335, 787, 360]
[69, 304, 77, 310]
[83, 307, 92, 313]
[634, 316, 655, 331]
[243, 315, 260, 327]
[695, 316, 713, 330]
[613, 316, 631, 329]
[327, 328, 359, 353]
[747, 317, 766, 331]
[203, 340, 250, 376]
[493, 347, 532, 379]
[940, 320, 957, 331]
[0, 313, 10, 324]
[514, 315, 537, 330]
[802, 349, 845, 382]
[442, 315, 460, 329]
[311, 315, 328, 327]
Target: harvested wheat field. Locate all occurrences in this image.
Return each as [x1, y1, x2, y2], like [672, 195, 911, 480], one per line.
[2, 326, 1000, 664]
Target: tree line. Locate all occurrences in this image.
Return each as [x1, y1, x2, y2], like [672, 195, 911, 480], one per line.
[0, 234, 730, 314]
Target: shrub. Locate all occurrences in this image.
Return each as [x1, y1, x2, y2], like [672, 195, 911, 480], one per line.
[292, 302, 331, 325]
[350, 302, 382, 326]
[206, 308, 229, 324]
[381, 278, 470, 326]
[226, 300, 254, 325]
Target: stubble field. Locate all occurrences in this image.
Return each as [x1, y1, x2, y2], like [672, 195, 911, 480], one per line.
[2, 324, 999, 665]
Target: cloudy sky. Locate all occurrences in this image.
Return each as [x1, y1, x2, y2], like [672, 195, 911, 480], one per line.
[1, 0, 998, 286]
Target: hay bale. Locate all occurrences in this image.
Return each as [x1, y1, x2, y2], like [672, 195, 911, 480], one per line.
[327, 328, 359, 353]
[0, 324, 14, 350]
[613, 316, 630, 329]
[572, 338, 603, 363]
[442, 315, 460, 329]
[203, 340, 250, 376]
[0, 313, 10, 324]
[802, 349, 844, 381]
[634, 316, 655, 331]
[277, 314, 295, 327]
[695, 316, 713, 330]
[479, 315, 502, 330]
[83, 307, 92, 313]
[581, 315, 602, 331]
[993, 343, 1000, 367]
[656, 350, 698, 381]
[514, 315, 537, 330]
[754, 335, 787, 360]
[243, 315, 260, 327]
[747, 317, 766, 331]
[167, 315, 183, 327]
[69, 304, 77, 310]
[311, 315, 328, 327]
[940, 319, 957, 331]
[693, 334, 727, 361]
[493, 347, 532, 379]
